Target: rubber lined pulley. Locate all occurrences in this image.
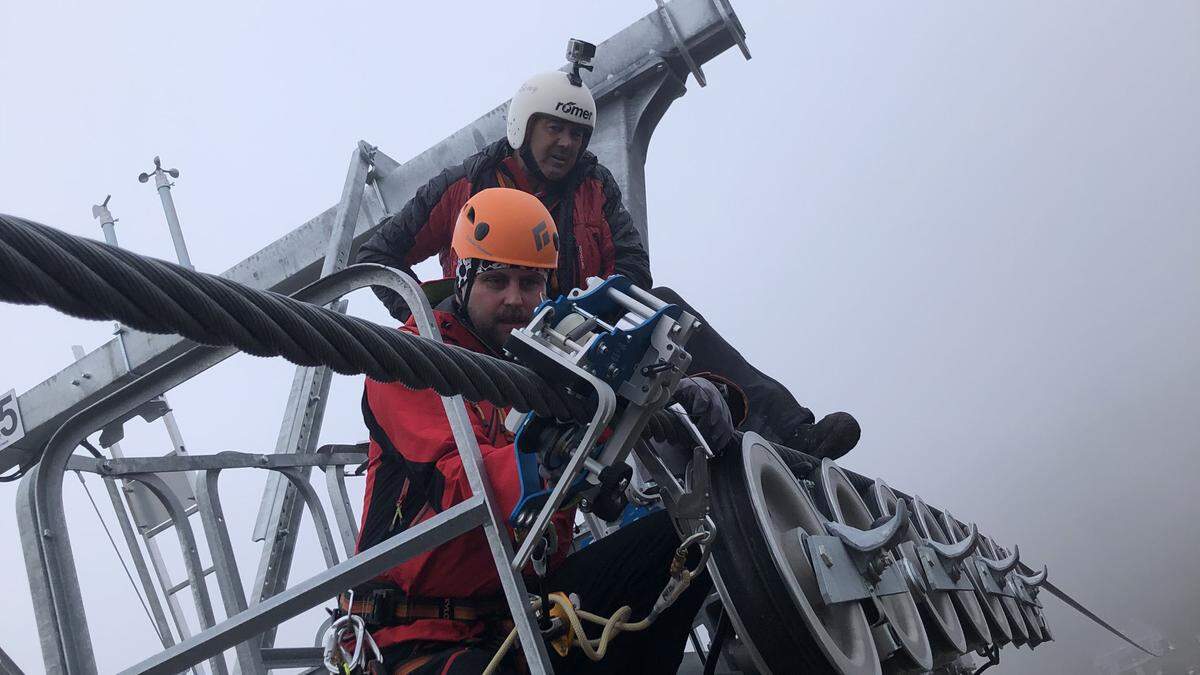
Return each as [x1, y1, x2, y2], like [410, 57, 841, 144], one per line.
[816, 460, 933, 672]
[708, 433, 880, 674]
[868, 479, 968, 665]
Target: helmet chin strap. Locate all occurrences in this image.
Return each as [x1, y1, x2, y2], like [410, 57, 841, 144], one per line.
[453, 258, 480, 324]
[519, 143, 553, 187]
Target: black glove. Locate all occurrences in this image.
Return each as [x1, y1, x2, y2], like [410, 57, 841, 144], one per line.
[645, 377, 737, 455]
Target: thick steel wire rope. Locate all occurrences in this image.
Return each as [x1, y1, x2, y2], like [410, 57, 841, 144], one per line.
[0, 214, 590, 422]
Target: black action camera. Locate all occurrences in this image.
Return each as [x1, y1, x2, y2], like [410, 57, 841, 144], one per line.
[566, 38, 596, 85]
[566, 38, 596, 67]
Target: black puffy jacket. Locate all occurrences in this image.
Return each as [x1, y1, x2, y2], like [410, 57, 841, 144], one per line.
[357, 139, 652, 319]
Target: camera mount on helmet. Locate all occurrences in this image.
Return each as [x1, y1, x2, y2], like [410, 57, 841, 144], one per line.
[565, 38, 596, 86]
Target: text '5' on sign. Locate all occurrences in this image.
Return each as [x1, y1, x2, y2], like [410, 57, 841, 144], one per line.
[0, 389, 25, 451]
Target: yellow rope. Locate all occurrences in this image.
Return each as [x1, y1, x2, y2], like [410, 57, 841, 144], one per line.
[482, 529, 710, 673]
[482, 588, 677, 675]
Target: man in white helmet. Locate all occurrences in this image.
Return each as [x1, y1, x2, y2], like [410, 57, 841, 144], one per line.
[358, 67, 651, 320]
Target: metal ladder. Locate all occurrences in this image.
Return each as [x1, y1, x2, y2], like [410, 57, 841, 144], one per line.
[62, 354, 212, 675]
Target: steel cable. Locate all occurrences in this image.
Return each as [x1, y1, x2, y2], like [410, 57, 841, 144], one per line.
[72, 470, 167, 645]
[0, 214, 592, 422]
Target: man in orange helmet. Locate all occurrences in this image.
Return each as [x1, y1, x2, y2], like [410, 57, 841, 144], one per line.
[348, 188, 718, 674]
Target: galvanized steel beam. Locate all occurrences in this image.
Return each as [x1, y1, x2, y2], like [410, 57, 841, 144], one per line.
[0, 647, 22, 675]
[66, 451, 368, 476]
[322, 445, 363, 556]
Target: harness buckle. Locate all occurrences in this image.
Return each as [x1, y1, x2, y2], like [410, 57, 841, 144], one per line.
[368, 588, 395, 626]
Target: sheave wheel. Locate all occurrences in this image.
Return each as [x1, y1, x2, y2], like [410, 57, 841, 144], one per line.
[817, 461, 933, 672]
[910, 496, 992, 650]
[1021, 601, 1046, 647]
[869, 480, 967, 664]
[709, 433, 881, 674]
[977, 537, 1029, 647]
[942, 513, 1012, 646]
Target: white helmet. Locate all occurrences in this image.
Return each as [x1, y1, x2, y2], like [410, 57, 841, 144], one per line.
[506, 71, 597, 150]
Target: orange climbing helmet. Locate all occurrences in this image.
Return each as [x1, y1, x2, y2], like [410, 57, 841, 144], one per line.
[451, 188, 559, 269]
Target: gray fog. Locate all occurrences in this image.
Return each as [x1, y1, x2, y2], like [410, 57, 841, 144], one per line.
[1, 1, 1197, 672]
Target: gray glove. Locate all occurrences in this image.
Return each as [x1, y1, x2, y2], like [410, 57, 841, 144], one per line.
[644, 377, 737, 455]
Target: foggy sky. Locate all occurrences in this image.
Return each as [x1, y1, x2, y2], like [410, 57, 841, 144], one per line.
[1, 1, 1197, 673]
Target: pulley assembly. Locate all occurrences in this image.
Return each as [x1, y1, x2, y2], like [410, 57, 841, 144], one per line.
[708, 434, 1054, 674]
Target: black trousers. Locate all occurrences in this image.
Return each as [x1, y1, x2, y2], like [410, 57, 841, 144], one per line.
[649, 287, 815, 443]
[381, 511, 710, 674]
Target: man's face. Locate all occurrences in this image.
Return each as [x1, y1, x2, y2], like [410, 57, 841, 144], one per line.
[466, 267, 548, 350]
[526, 116, 588, 182]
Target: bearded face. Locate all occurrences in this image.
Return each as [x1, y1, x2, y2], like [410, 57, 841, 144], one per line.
[464, 267, 548, 350]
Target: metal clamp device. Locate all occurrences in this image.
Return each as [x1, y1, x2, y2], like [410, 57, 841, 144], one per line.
[502, 275, 699, 569]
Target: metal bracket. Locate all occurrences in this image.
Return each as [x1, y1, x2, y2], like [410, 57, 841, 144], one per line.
[824, 499, 909, 553]
[913, 542, 973, 593]
[980, 545, 1020, 573]
[96, 398, 170, 448]
[805, 534, 908, 605]
[871, 621, 902, 662]
[709, 0, 751, 59]
[1015, 564, 1048, 589]
[974, 559, 1016, 598]
[673, 443, 711, 519]
[926, 521, 979, 562]
[656, 0, 706, 86]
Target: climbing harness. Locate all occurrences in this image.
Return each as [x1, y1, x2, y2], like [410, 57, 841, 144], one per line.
[337, 587, 511, 626]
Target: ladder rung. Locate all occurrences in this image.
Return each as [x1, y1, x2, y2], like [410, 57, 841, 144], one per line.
[165, 565, 216, 595]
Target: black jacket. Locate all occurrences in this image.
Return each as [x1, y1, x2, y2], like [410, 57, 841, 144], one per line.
[357, 139, 652, 319]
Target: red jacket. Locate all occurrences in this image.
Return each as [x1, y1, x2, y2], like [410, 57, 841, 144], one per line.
[357, 138, 652, 320]
[356, 305, 575, 647]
